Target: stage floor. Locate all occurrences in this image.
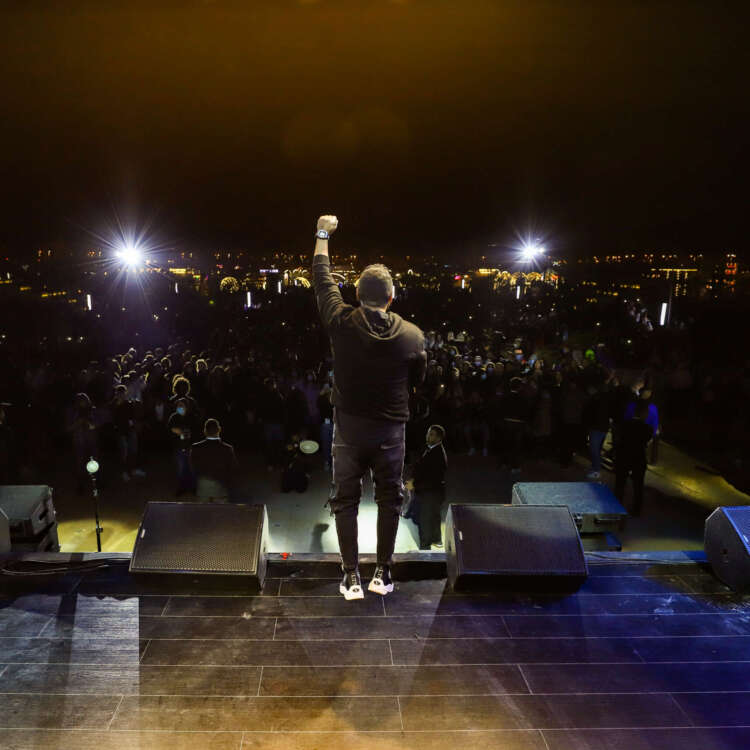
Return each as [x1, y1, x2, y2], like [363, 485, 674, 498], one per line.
[1, 555, 750, 749]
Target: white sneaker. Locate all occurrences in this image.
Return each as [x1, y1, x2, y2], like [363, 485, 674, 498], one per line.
[122, 472, 131, 482]
[586, 471, 600, 480]
[339, 568, 364, 601]
[368, 565, 394, 595]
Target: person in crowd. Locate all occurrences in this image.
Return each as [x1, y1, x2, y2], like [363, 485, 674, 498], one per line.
[170, 375, 200, 416]
[406, 386, 431, 461]
[192, 358, 210, 404]
[558, 374, 586, 467]
[501, 376, 532, 473]
[625, 387, 660, 463]
[258, 377, 286, 470]
[531, 384, 554, 458]
[624, 385, 659, 432]
[312, 214, 426, 600]
[190, 418, 238, 502]
[68, 393, 98, 492]
[111, 384, 145, 482]
[285, 382, 309, 438]
[405, 424, 448, 550]
[126, 367, 147, 402]
[583, 381, 612, 479]
[298, 370, 321, 434]
[464, 388, 490, 456]
[167, 397, 198, 495]
[281, 434, 312, 493]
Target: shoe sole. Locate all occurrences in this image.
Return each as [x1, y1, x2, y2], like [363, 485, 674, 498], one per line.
[339, 584, 364, 601]
[368, 580, 394, 595]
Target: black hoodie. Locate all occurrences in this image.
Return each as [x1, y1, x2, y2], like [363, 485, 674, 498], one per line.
[313, 255, 426, 422]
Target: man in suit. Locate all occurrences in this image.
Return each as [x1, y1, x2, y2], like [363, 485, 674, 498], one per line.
[406, 424, 448, 550]
[190, 419, 238, 502]
[615, 401, 654, 516]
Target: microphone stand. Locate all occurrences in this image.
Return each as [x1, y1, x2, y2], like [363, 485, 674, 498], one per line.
[86, 457, 103, 552]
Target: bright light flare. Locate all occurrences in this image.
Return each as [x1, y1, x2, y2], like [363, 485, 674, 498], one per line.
[116, 245, 142, 267]
[521, 243, 545, 260]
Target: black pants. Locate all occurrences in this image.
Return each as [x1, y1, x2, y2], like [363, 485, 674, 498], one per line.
[615, 460, 646, 515]
[417, 488, 444, 549]
[331, 409, 405, 571]
[558, 422, 583, 467]
[503, 420, 527, 470]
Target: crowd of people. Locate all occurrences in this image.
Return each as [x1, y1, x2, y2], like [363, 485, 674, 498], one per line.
[0, 276, 747, 518]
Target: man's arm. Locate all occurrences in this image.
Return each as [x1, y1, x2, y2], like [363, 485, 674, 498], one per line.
[311, 214, 348, 329]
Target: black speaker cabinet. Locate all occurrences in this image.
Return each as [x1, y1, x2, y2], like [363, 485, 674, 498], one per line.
[130, 502, 269, 589]
[705, 506, 750, 592]
[445, 503, 588, 591]
[0, 485, 56, 537]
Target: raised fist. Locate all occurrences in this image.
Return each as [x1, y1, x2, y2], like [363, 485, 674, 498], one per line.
[317, 215, 339, 234]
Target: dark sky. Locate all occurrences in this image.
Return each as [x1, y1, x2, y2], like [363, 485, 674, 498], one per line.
[1, 0, 747, 258]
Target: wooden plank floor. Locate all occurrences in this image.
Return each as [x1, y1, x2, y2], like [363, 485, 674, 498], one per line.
[1, 560, 750, 749]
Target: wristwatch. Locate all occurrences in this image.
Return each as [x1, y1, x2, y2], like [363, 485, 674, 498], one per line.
[316, 229, 329, 240]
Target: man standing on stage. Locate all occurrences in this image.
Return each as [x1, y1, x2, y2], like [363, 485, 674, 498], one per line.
[312, 215, 426, 600]
[406, 424, 448, 550]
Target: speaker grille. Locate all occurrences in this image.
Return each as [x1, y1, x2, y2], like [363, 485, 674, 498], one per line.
[130, 502, 264, 574]
[452, 504, 586, 576]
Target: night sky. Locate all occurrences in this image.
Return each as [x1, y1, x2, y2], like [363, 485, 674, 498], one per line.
[1, 0, 747, 258]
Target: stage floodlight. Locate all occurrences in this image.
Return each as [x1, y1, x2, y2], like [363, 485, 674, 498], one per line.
[521, 242, 544, 261]
[116, 244, 142, 267]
